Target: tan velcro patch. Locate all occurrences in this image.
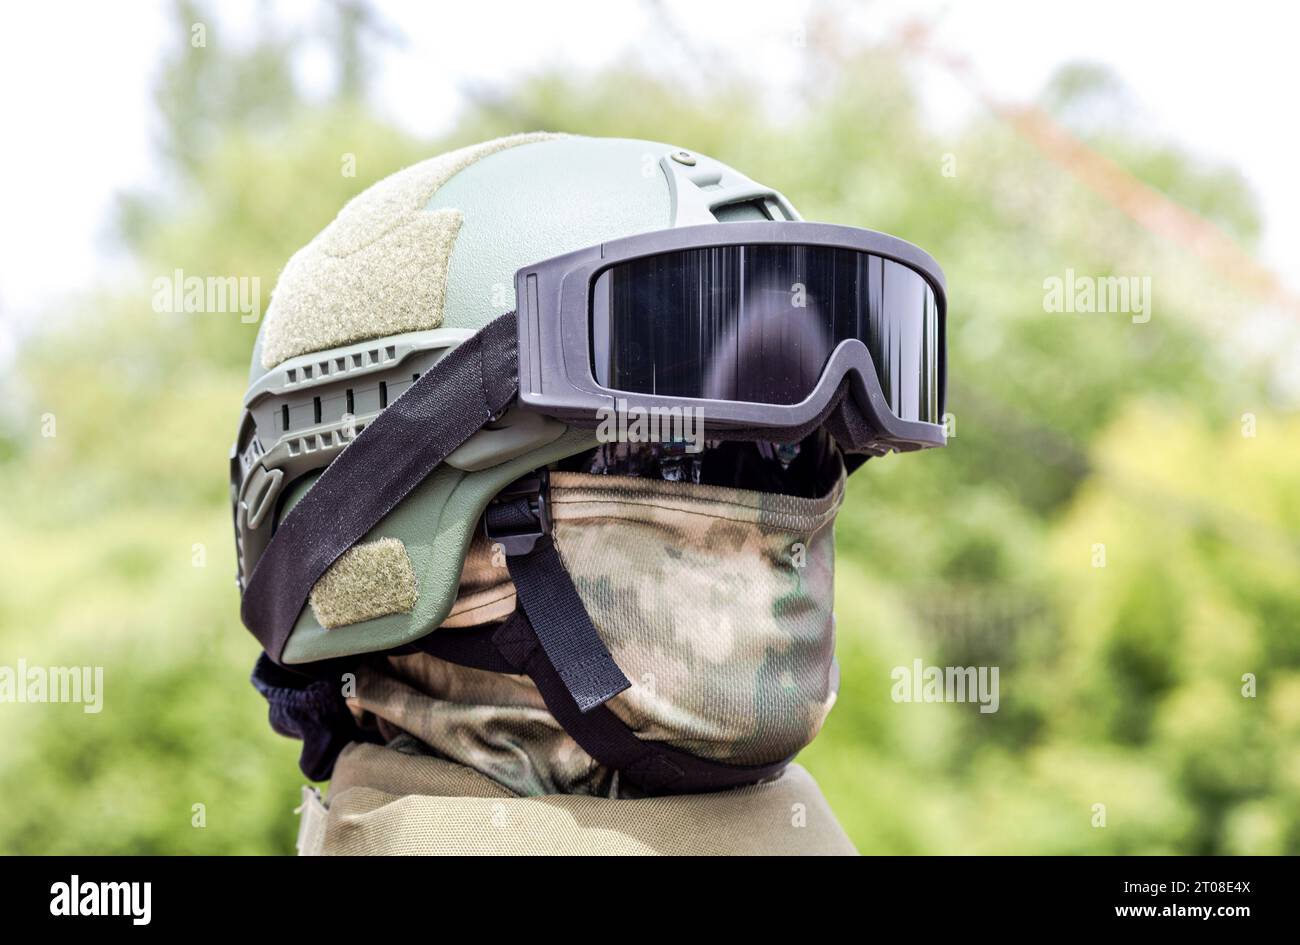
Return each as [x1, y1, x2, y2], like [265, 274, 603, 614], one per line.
[309, 537, 419, 629]
[260, 131, 562, 369]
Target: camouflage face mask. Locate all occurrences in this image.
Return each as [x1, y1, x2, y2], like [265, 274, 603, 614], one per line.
[353, 467, 846, 797]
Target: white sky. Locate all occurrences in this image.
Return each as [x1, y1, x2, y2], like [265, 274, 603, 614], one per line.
[1, 0, 1297, 362]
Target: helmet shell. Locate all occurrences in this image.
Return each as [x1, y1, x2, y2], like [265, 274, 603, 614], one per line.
[242, 134, 799, 663]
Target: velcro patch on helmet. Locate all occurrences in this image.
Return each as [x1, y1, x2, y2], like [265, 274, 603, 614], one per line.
[308, 537, 419, 630]
[260, 132, 562, 369]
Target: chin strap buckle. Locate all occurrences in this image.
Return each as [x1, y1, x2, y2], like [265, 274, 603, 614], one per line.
[484, 468, 551, 556]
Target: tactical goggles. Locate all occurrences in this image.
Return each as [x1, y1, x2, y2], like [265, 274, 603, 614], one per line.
[517, 220, 947, 452]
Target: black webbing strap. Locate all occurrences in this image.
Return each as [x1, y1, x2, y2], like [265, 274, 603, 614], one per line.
[240, 311, 520, 664]
[414, 611, 793, 795]
[486, 493, 631, 712]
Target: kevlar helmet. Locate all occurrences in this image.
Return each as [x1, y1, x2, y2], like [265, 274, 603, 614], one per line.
[233, 133, 947, 793]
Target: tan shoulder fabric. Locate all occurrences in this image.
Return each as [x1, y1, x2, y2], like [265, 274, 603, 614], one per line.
[260, 131, 562, 368]
[304, 741, 857, 856]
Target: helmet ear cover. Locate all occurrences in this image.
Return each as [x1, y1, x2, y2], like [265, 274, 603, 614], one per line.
[240, 311, 521, 666]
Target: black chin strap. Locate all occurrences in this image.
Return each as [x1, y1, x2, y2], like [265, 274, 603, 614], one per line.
[483, 471, 630, 712]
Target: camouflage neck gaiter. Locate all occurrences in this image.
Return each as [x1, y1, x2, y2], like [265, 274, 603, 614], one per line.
[352, 466, 845, 797]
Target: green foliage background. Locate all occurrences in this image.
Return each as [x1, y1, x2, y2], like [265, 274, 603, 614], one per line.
[1, 3, 1297, 854]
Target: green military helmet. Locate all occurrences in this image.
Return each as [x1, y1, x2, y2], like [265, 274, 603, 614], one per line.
[232, 133, 803, 664]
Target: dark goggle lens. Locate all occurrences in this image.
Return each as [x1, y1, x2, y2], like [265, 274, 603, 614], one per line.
[590, 244, 941, 423]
